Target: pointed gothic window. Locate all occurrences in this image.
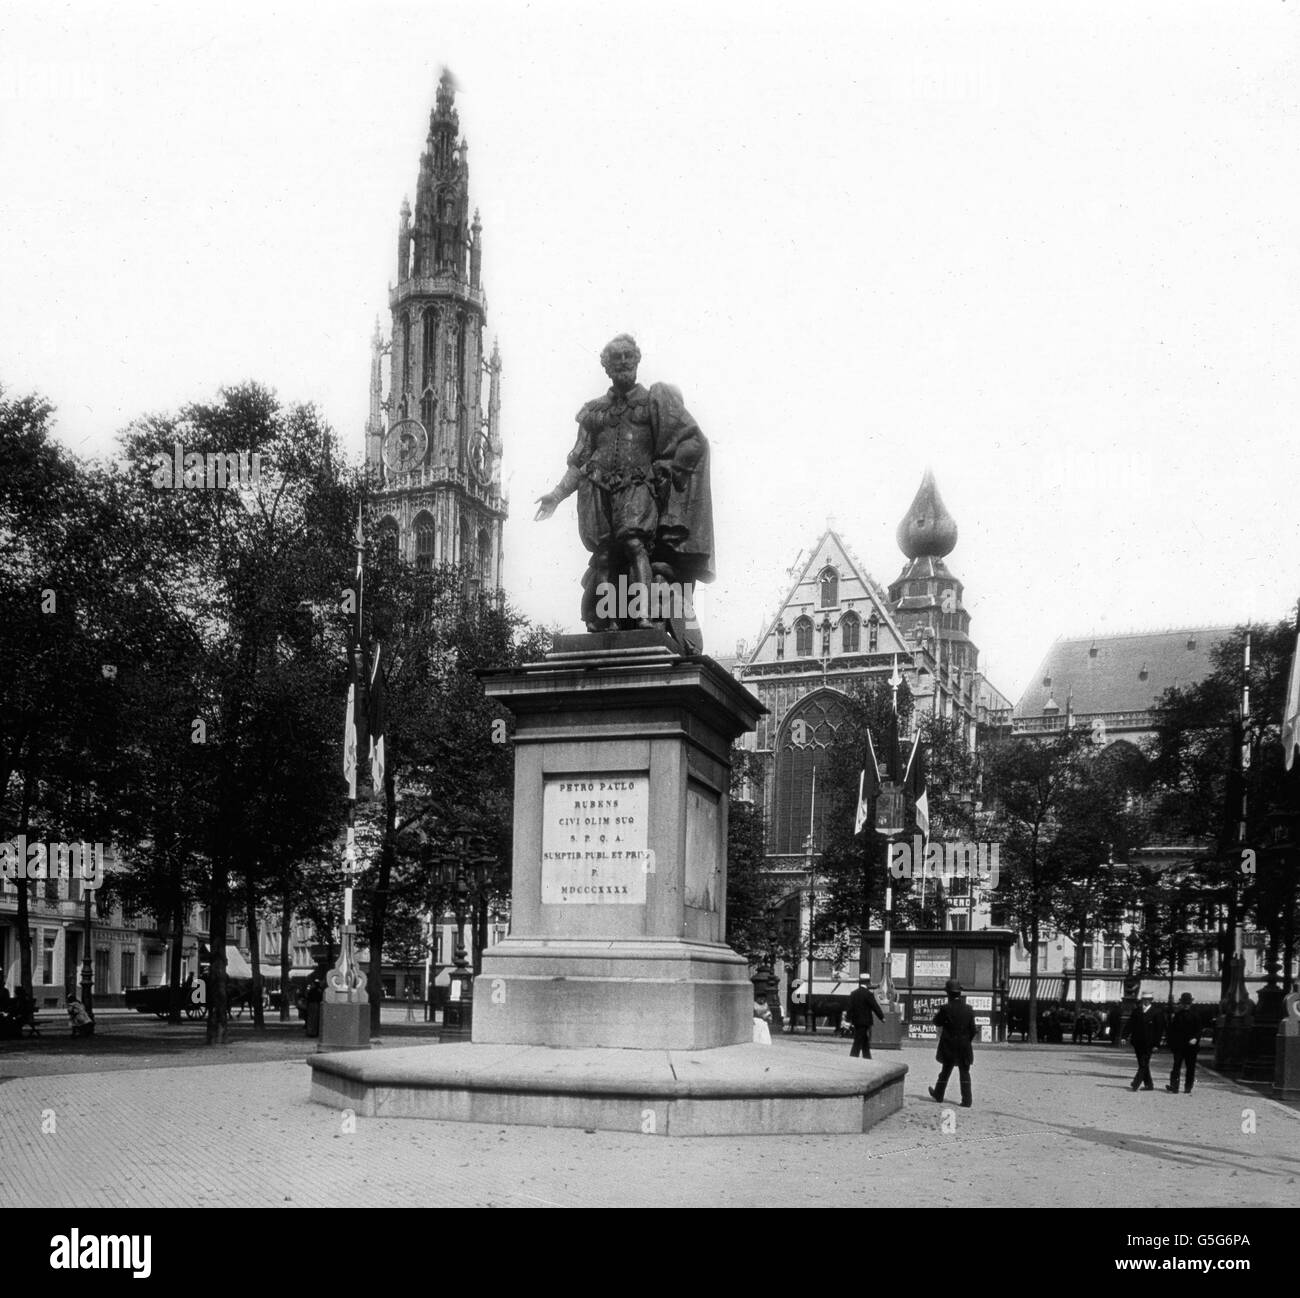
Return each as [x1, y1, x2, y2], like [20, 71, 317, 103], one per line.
[841, 611, 861, 653]
[414, 511, 437, 572]
[819, 566, 839, 608]
[794, 616, 813, 657]
[420, 391, 436, 444]
[478, 528, 492, 582]
[773, 691, 849, 855]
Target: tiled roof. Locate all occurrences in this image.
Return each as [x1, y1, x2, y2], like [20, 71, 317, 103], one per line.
[1014, 627, 1236, 718]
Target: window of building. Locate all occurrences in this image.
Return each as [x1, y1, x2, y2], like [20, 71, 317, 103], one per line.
[95, 947, 111, 993]
[1194, 948, 1217, 975]
[121, 949, 136, 990]
[478, 528, 492, 582]
[841, 611, 860, 653]
[1035, 940, 1048, 967]
[1101, 942, 1125, 970]
[794, 616, 813, 657]
[42, 931, 57, 984]
[772, 691, 850, 855]
[818, 567, 839, 608]
[812, 958, 834, 979]
[414, 511, 437, 572]
[868, 615, 879, 653]
[949, 913, 970, 932]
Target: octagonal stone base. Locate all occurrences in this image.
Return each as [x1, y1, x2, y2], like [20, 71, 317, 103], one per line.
[308, 1041, 906, 1137]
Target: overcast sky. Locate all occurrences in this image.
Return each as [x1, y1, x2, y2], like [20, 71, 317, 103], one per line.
[2, 0, 1296, 702]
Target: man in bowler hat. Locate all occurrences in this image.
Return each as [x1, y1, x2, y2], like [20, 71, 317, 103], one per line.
[845, 972, 885, 1059]
[929, 978, 978, 1108]
[1165, 992, 1201, 1094]
[1125, 990, 1165, 1090]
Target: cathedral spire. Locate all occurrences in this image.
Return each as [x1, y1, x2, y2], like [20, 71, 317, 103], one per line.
[367, 70, 506, 591]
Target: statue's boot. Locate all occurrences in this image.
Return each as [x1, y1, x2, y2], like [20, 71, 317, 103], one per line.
[628, 545, 656, 630]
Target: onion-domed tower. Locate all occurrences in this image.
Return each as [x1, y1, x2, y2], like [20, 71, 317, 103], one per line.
[887, 469, 977, 676]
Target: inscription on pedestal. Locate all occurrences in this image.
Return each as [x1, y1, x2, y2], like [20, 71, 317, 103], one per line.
[541, 773, 649, 904]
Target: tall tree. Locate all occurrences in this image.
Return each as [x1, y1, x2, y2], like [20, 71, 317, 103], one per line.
[983, 729, 1098, 1043]
[1145, 620, 1298, 995]
[119, 384, 356, 1043]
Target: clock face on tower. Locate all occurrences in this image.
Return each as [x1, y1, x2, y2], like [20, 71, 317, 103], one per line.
[383, 419, 428, 476]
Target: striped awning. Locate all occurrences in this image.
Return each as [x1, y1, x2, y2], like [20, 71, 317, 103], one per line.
[1008, 975, 1128, 1001]
[1008, 975, 1066, 1000]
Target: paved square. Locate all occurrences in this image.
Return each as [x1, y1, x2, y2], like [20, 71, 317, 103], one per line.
[2, 1025, 1296, 1207]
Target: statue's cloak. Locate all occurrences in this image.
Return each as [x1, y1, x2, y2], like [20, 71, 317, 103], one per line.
[567, 381, 715, 585]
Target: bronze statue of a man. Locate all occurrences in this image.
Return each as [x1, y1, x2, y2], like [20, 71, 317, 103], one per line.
[535, 335, 714, 639]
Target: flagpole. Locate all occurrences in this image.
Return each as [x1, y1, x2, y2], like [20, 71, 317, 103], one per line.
[323, 503, 371, 1048]
[806, 763, 817, 1034]
[1236, 629, 1251, 963]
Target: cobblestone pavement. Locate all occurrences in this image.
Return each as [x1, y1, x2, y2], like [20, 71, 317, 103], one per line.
[2, 1035, 1296, 1208]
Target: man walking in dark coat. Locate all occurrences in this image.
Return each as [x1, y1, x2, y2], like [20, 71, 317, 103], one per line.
[929, 978, 977, 1108]
[846, 973, 885, 1059]
[1125, 991, 1165, 1090]
[1165, 992, 1201, 1094]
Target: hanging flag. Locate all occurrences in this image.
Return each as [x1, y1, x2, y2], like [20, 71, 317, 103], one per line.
[1283, 623, 1300, 770]
[904, 731, 930, 840]
[854, 733, 881, 834]
[368, 642, 387, 789]
[343, 675, 358, 799]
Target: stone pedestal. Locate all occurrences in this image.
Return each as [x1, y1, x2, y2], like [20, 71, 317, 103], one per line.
[320, 1001, 370, 1050]
[873, 1009, 905, 1049]
[307, 632, 911, 1135]
[472, 632, 763, 1050]
[319, 923, 370, 1051]
[1275, 1021, 1300, 1096]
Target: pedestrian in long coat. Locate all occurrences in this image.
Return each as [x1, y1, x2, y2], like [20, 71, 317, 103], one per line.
[929, 979, 978, 1108]
[1165, 992, 1201, 1094]
[845, 974, 885, 1059]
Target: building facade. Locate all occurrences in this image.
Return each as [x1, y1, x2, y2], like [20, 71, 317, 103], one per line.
[724, 474, 1011, 1009]
[1, 866, 210, 1009]
[737, 473, 1009, 877]
[365, 70, 506, 595]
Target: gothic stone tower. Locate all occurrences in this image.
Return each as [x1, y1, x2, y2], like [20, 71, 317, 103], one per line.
[366, 70, 506, 591]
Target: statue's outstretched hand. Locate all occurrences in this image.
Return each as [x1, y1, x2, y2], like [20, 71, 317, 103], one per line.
[534, 493, 558, 522]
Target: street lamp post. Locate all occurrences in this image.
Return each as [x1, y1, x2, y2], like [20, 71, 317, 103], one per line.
[436, 831, 495, 1036]
[80, 879, 94, 1020]
[442, 856, 472, 1035]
